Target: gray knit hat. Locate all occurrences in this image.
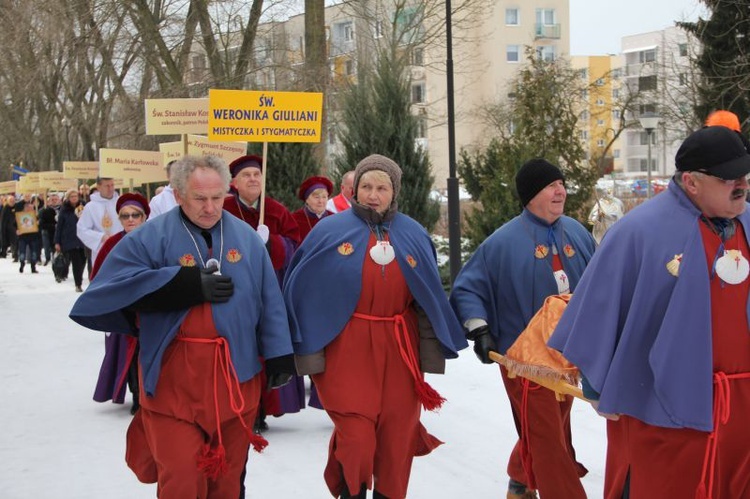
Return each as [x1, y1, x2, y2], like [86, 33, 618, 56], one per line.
[353, 154, 402, 201]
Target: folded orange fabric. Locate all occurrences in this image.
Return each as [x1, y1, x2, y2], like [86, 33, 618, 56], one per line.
[504, 294, 579, 385]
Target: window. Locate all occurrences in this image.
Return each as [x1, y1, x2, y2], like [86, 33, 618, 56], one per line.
[345, 59, 355, 76]
[640, 131, 656, 145]
[597, 139, 605, 147]
[678, 43, 688, 57]
[595, 78, 604, 86]
[536, 8, 555, 25]
[580, 110, 589, 120]
[612, 88, 620, 99]
[639, 49, 656, 63]
[411, 83, 426, 103]
[638, 75, 657, 91]
[579, 130, 588, 140]
[374, 20, 384, 38]
[679, 73, 688, 86]
[577, 68, 588, 80]
[582, 89, 589, 100]
[640, 158, 656, 172]
[613, 149, 620, 159]
[596, 98, 605, 106]
[612, 109, 621, 119]
[639, 103, 657, 115]
[536, 45, 556, 61]
[597, 119, 605, 126]
[344, 22, 354, 41]
[411, 47, 424, 66]
[192, 55, 206, 69]
[611, 68, 622, 78]
[416, 117, 427, 138]
[505, 8, 519, 25]
[507, 45, 520, 63]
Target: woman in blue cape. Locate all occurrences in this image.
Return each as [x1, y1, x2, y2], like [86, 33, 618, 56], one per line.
[283, 154, 467, 499]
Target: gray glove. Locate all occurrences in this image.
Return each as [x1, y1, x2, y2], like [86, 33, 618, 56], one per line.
[200, 265, 234, 303]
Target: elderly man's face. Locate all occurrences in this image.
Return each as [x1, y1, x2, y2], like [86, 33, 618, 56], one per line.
[231, 167, 263, 205]
[683, 171, 749, 219]
[526, 180, 567, 224]
[174, 167, 226, 229]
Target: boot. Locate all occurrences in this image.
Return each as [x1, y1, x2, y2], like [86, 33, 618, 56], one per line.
[507, 479, 538, 499]
[31, 263, 38, 273]
[373, 490, 389, 498]
[19, 262, 24, 273]
[340, 484, 367, 499]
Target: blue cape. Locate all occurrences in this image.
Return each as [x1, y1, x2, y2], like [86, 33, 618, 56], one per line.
[450, 210, 595, 353]
[549, 181, 750, 431]
[69, 209, 294, 397]
[283, 210, 468, 357]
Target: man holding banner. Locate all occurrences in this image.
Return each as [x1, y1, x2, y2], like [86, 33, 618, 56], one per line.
[223, 154, 304, 429]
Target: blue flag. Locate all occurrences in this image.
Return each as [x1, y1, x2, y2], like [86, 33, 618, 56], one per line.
[11, 164, 28, 181]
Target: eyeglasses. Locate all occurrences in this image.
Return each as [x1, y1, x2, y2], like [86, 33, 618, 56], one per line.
[694, 171, 750, 185]
[118, 212, 144, 220]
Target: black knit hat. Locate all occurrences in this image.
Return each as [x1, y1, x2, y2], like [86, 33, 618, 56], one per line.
[515, 159, 565, 207]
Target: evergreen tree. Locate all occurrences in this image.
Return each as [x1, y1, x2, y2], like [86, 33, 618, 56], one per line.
[459, 49, 598, 249]
[333, 51, 440, 230]
[679, 1, 750, 126]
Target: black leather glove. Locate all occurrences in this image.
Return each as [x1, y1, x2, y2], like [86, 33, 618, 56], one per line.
[467, 325, 498, 365]
[200, 265, 234, 303]
[265, 354, 296, 390]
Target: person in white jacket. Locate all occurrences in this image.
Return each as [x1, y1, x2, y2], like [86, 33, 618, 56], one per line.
[76, 176, 121, 265]
[148, 160, 178, 220]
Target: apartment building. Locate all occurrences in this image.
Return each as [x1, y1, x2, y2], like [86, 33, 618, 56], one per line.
[183, 1, 570, 185]
[571, 55, 625, 175]
[620, 26, 693, 177]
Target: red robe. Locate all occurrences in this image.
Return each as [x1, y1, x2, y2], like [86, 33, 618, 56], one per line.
[312, 234, 441, 499]
[222, 193, 300, 271]
[291, 208, 333, 241]
[604, 222, 750, 499]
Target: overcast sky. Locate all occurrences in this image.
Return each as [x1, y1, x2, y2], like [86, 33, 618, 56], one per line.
[570, 0, 707, 55]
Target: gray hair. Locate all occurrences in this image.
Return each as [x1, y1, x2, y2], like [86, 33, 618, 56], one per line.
[171, 155, 231, 195]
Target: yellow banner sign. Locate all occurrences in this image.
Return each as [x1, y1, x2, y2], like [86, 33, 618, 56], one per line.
[187, 135, 247, 164]
[39, 171, 79, 191]
[17, 176, 39, 193]
[159, 141, 184, 164]
[145, 98, 209, 135]
[0, 181, 15, 195]
[99, 149, 166, 184]
[208, 89, 323, 143]
[64, 161, 99, 180]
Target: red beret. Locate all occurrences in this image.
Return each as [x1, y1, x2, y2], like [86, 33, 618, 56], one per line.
[228, 155, 263, 177]
[116, 192, 150, 218]
[298, 176, 333, 201]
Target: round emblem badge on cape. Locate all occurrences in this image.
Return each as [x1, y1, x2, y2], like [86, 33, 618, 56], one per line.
[338, 242, 354, 256]
[370, 240, 395, 265]
[534, 244, 549, 259]
[715, 249, 749, 285]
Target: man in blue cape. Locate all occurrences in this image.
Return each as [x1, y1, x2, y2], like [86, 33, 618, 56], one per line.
[550, 125, 750, 498]
[450, 158, 595, 499]
[70, 155, 295, 498]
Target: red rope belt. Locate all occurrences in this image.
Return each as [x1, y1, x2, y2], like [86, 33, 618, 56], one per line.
[696, 370, 750, 499]
[176, 336, 268, 479]
[351, 311, 445, 411]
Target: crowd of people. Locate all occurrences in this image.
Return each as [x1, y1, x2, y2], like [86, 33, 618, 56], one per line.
[3, 113, 750, 498]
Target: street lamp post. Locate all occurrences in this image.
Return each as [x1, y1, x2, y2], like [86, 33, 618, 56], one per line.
[638, 113, 661, 199]
[445, 0, 461, 283]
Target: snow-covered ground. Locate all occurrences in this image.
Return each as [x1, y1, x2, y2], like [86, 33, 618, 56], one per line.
[0, 256, 607, 498]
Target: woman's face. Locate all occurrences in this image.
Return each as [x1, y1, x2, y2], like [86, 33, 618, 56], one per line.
[305, 188, 329, 215]
[118, 207, 146, 233]
[356, 171, 393, 215]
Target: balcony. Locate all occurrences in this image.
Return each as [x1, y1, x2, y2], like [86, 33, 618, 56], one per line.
[534, 23, 561, 40]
